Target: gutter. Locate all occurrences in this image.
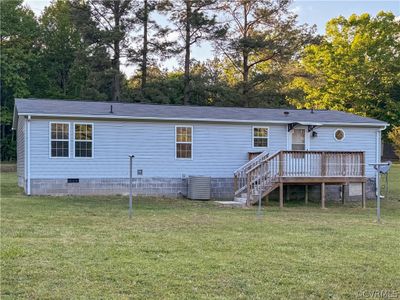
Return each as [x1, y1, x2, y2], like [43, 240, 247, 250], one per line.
[16, 112, 389, 128]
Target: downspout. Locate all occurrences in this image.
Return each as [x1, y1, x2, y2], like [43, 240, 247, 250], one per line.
[24, 117, 27, 191]
[27, 115, 31, 195]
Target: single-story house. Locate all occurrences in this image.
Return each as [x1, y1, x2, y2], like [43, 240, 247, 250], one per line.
[13, 98, 388, 205]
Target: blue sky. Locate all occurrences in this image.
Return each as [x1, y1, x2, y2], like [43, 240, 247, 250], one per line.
[25, 0, 399, 75]
[293, 0, 399, 34]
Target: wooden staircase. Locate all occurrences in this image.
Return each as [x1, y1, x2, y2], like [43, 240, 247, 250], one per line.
[234, 151, 281, 206]
[233, 150, 366, 207]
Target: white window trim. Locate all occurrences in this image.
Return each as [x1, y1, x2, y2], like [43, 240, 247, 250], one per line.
[334, 128, 345, 142]
[49, 121, 70, 158]
[252, 126, 269, 149]
[73, 122, 94, 159]
[175, 125, 193, 160]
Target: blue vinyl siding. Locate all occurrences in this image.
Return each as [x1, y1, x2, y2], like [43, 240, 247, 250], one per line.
[17, 116, 25, 180]
[28, 118, 380, 179]
[309, 126, 378, 177]
[29, 119, 287, 179]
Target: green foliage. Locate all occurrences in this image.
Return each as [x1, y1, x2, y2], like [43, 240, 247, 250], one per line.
[1, 3, 399, 160]
[288, 12, 400, 130]
[128, 0, 176, 91]
[70, 0, 135, 101]
[0, 0, 39, 98]
[167, 0, 225, 104]
[36, 0, 82, 98]
[215, 0, 316, 107]
[0, 0, 40, 161]
[388, 126, 400, 158]
[125, 66, 184, 104]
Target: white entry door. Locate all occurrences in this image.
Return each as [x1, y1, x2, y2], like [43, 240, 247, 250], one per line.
[290, 127, 310, 151]
[287, 127, 311, 176]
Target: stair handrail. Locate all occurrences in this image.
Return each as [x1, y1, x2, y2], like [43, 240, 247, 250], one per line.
[246, 151, 281, 205]
[234, 150, 280, 196]
[233, 151, 269, 195]
[233, 150, 269, 174]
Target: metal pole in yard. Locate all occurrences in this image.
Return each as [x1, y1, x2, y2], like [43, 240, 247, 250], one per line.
[257, 192, 262, 218]
[129, 155, 135, 219]
[369, 162, 391, 224]
[376, 171, 381, 223]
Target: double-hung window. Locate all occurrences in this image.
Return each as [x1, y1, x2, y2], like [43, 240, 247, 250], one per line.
[50, 123, 70, 157]
[176, 126, 192, 159]
[74, 123, 93, 158]
[253, 127, 269, 148]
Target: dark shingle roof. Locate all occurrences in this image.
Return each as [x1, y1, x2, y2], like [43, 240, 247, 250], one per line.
[14, 98, 387, 126]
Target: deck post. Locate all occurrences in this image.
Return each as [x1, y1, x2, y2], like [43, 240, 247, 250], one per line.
[286, 185, 290, 202]
[361, 182, 366, 209]
[321, 182, 326, 209]
[279, 151, 284, 176]
[341, 185, 345, 204]
[279, 183, 284, 208]
[234, 175, 238, 193]
[305, 185, 308, 204]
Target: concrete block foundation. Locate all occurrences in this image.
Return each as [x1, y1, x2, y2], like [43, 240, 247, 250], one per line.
[29, 177, 236, 200]
[28, 177, 375, 202]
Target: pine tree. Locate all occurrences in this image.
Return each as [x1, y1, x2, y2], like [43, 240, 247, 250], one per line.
[167, 0, 225, 105]
[71, 0, 135, 101]
[129, 0, 175, 95]
[215, 0, 315, 107]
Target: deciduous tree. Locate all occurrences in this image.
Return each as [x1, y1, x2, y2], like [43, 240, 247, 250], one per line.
[0, 0, 39, 160]
[288, 12, 400, 129]
[39, 0, 82, 97]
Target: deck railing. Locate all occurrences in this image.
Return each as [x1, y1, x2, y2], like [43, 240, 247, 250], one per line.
[281, 151, 365, 177]
[234, 150, 365, 197]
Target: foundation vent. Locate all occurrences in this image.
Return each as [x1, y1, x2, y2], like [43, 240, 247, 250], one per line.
[67, 178, 79, 183]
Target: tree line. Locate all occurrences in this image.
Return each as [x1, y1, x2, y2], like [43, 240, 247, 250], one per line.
[1, 0, 399, 160]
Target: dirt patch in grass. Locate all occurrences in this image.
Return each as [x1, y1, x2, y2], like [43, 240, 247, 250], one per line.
[0, 163, 16, 172]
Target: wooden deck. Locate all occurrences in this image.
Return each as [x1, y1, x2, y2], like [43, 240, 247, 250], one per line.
[234, 150, 366, 208]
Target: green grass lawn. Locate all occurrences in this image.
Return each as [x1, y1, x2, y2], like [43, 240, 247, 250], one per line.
[1, 167, 400, 299]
